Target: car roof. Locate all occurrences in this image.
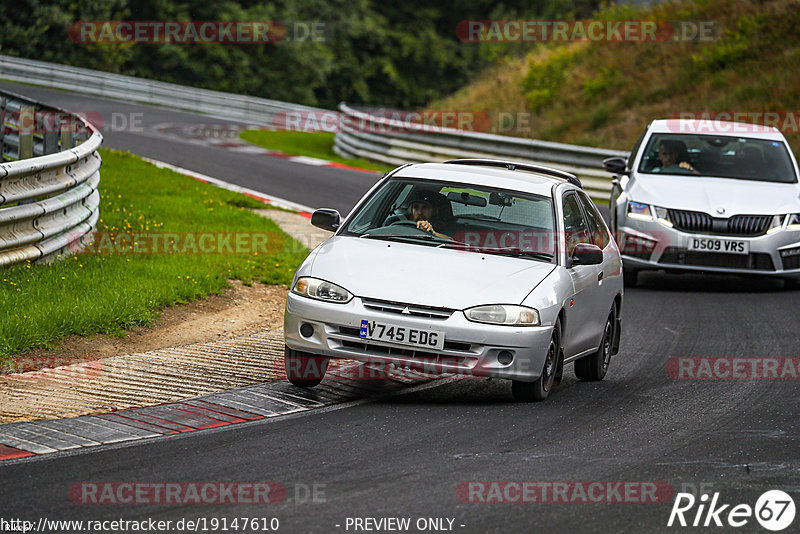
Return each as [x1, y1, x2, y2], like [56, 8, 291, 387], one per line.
[391, 162, 575, 197]
[648, 119, 787, 141]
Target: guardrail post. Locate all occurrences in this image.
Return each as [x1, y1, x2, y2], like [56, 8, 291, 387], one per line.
[18, 104, 34, 159]
[60, 117, 74, 150]
[0, 96, 5, 161]
[40, 110, 59, 155]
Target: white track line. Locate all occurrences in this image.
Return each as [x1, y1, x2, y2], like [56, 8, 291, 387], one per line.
[141, 157, 316, 215]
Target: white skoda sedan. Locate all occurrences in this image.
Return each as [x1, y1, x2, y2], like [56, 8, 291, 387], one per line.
[284, 160, 623, 402]
[605, 119, 800, 287]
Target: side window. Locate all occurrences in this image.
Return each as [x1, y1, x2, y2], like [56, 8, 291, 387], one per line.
[629, 131, 645, 170]
[346, 181, 408, 232]
[562, 193, 590, 256]
[577, 192, 610, 249]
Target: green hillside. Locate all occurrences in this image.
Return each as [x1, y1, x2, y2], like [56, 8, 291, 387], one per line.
[432, 0, 800, 154]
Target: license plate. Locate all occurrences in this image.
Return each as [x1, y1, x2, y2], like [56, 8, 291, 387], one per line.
[359, 320, 445, 350]
[688, 237, 749, 255]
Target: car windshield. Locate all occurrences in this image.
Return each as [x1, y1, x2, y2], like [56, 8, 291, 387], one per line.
[637, 133, 797, 183]
[342, 178, 556, 260]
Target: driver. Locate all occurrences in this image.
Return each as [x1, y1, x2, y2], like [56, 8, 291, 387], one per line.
[654, 140, 699, 174]
[406, 191, 450, 239]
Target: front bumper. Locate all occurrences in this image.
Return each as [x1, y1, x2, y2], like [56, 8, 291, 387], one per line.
[618, 217, 800, 278]
[284, 293, 553, 382]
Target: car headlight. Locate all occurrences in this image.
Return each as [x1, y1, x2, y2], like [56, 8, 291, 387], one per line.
[654, 206, 673, 228]
[766, 215, 787, 235]
[464, 305, 540, 326]
[627, 201, 652, 221]
[628, 201, 672, 227]
[292, 277, 353, 303]
[787, 214, 800, 231]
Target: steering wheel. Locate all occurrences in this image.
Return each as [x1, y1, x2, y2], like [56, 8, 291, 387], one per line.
[389, 219, 439, 236]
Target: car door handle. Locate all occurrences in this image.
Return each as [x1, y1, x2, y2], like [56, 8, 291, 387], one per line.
[597, 271, 604, 281]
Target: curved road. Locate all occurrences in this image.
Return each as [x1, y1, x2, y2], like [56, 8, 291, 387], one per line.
[1, 81, 798, 533]
[0, 81, 379, 214]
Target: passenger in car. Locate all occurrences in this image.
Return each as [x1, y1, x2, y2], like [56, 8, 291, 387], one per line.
[654, 140, 699, 174]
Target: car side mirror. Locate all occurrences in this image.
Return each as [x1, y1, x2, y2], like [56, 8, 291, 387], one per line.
[311, 208, 341, 232]
[571, 243, 603, 266]
[603, 157, 629, 176]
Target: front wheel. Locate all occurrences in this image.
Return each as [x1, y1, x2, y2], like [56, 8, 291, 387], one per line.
[512, 319, 561, 402]
[284, 346, 329, 388]
[575, 307, 615, 381]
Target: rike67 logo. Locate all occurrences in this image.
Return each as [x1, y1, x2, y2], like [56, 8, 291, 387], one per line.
[668, 490, 795, 531]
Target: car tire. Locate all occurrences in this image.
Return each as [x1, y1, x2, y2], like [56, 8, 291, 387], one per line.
[575, 306, 615, 381]
[609, 198, 619, 244]
[512, 319, 561, 402]
[284, 346, 329, 388]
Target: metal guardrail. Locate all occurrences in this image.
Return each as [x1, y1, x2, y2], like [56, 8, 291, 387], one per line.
[334, 103, 629, 198]
[1, 55, 626, 200]
[0, 54, 323, 126]
[0, 89, 102, 267]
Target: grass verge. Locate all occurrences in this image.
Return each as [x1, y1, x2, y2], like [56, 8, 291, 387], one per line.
[0, 148, 308, 363]
[239, 129, 390, 173]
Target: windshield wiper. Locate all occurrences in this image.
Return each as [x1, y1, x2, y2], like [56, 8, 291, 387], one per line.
[359, 233, 443, 244]
[479, 247, 554, 261]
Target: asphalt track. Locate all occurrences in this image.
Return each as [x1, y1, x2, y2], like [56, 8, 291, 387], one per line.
[1, 81, 799, 533]
[0, 81, 380, 214]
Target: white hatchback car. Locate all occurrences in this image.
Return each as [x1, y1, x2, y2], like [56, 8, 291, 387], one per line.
[605, 119, 800, 286]
[284, 160, 624, 402]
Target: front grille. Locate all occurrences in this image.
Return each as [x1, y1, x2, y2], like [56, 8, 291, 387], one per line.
[669, 209, 712, 234]
[339, 340, 475, 368]
[659, 247, 775, 271]
[782, 252, 800, 270]
[726, 215, 771, 236]
[668, 209, 771, 237]
[362, 298, 454, 320]
[337, 326, 471, 352]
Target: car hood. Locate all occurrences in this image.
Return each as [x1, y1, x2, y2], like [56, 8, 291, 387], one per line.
[307, 236, 556, 310]
[630, 174, 800, 216]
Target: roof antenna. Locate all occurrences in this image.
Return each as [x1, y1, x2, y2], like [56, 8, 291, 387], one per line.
[507, 164, 516, 171]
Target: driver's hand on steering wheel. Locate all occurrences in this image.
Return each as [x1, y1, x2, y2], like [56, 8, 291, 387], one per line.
[416, 220, 434, 234]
